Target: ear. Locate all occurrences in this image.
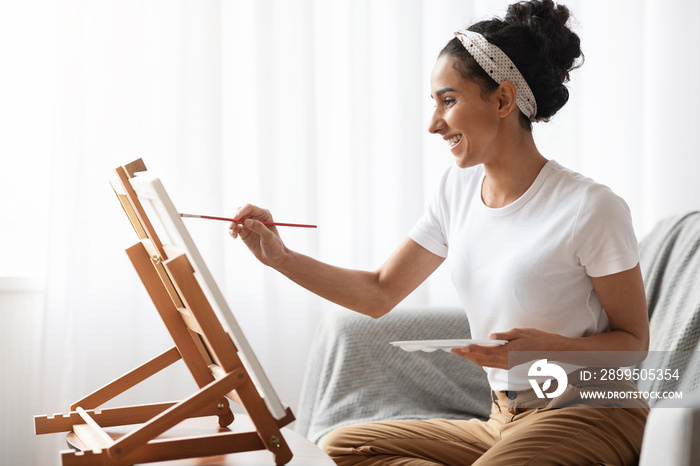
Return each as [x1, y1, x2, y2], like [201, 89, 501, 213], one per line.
[496, 81, 519, 118]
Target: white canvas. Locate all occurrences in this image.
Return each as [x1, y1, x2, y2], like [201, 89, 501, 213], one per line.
[113, 171, 288, 421]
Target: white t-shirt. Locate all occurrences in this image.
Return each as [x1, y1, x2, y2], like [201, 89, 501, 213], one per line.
[409, 160, 639, 390]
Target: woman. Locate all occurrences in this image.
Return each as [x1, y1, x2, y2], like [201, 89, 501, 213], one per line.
[230, 0, 650, 464]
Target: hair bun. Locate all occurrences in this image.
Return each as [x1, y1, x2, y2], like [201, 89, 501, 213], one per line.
[505, 0, 582, 83]
[445, 0, 584, 124]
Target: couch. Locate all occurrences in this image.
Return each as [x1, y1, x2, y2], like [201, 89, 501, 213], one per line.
[296, 212, 700, 465]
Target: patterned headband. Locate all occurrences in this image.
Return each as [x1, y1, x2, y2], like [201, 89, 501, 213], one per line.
[454, 29, 538, 121]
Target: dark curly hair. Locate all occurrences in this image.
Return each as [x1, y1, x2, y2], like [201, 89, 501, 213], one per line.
[440, 0, 583, 130]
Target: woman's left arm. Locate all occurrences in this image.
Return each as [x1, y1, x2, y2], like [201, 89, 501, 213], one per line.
[452, 263, 649, 369]
[564, 263, 649, 351]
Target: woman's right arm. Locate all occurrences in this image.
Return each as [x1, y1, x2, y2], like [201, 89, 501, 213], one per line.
[229, 204, 445, 318]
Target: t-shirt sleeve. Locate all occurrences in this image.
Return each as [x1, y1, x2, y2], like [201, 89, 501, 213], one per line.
[408, 169, 450, 258]
[572, 184, 639, 277]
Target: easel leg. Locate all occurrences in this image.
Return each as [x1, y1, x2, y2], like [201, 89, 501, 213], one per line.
[107, 367, 247, 463]
[237, 379, 294, 465]
[71, 346, 181, 410]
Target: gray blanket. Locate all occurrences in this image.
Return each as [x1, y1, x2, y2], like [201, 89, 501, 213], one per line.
[637, 211, 700, 397]
[295, 307, 491, 444]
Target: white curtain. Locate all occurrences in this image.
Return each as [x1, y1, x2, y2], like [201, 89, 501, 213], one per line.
[3, 0, 698, 464]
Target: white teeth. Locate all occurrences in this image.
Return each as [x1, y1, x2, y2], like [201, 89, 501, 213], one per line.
[447, 134, 462, 147]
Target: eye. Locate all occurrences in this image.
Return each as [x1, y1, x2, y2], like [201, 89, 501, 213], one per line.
[443, 97, 456, 107]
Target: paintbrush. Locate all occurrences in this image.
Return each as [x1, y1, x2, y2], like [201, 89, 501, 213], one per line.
[180, 213, 317, 229]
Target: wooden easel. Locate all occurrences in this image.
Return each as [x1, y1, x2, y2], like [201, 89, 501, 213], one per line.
[34, 159, 295, 465]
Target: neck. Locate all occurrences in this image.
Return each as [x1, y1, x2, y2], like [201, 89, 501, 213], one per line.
[481, 130, 547, 208]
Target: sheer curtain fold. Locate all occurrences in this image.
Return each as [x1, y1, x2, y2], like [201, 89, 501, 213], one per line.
[28, 1, 700, 464]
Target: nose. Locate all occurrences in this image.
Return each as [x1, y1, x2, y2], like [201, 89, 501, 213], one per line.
[427, 108, 444, 134]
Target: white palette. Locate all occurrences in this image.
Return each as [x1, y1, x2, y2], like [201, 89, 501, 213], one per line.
[390, 339, 508, 353]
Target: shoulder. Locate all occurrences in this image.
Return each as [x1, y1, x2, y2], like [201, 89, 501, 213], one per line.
[549, 163, 637, 249]
[545, 160, 598, 193]
[545, 161, 626, 211]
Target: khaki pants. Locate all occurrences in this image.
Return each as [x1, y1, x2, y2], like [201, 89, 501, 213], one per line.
[323, 379, 649, 465]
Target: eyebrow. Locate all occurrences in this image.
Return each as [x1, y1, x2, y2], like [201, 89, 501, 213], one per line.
[430, 87, 456, 99]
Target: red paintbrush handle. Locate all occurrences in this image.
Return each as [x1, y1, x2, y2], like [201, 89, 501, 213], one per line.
[183, 214, 317, 229]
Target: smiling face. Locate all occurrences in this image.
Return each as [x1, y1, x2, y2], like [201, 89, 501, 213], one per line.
[428, 54, 501, 168]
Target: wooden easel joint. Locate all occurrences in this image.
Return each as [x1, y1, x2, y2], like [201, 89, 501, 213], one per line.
[270, 434, 282, 448]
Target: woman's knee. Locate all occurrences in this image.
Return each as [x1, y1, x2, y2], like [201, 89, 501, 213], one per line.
[322, 423, 366, 458]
